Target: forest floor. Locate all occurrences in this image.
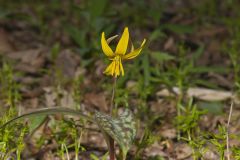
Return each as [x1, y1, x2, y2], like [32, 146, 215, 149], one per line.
[0, 1, 240, 160]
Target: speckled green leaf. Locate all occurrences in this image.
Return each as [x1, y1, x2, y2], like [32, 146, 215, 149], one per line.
[94, 109, 136, 156]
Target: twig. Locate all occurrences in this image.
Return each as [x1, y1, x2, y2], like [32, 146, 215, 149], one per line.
[226, 101, 233, 160]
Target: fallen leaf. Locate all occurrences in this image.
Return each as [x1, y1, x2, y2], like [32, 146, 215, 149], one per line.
[145, 142, 167, 158]
[175, 143, 192, 160]
[159, 126, 177, 139]
[164, 37, 175, 50]
[195, 26, 227, 38]
[8, 48, 47, 73]
[202, 150, 219, 160]
[0, 28, 15, 53]
[43, 87, 58, 107]
[84, 92, 108, 112]
[55, 49, 80, 78]
[157, 87, 234, 102]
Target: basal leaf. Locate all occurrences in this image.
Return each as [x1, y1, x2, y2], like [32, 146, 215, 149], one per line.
[94, 109, 136, 157]
[28, 115, 46, 132]
[0, 107, 93, 129]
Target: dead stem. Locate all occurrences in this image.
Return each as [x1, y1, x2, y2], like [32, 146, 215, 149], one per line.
[226, 101, 233, 160]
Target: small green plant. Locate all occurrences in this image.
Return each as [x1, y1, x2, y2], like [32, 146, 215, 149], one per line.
[134, 127, 158, 160]
[226, 38, 240, 94]
[90, 152, 108, 160]
[1, 27, 146, 160]
[208, 126, 226, 160]
[0, 62, 21, 108]
[232, 146, 240, 160]
[0, 62, 28, 160]
[177, 99, 207, 160]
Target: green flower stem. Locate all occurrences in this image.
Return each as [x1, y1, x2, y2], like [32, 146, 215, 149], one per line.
[109, 77, 117, 160]
[109, 137, 115, 160]
[110, 77, 117, 116]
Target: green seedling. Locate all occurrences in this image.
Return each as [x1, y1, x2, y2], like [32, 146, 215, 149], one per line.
[177, 99, 207, 159]
[232, 146, 240, 160]
[90, 152, 108, 160]
[208, 126, 226, 160]
[134, 128, 158, 160]
[0, 62, 27, 160]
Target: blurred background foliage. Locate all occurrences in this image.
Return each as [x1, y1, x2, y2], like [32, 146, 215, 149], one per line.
[1, 0, 240, 100]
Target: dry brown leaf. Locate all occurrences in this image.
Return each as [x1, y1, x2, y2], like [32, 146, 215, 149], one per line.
[164, 37, 175, 50]
[195, 26, 227, 38]
[21, 87, 43, 98]
[144, 142, 168, 158]
[60, 90, 75, 108]
[159, 127, 177, 139]
[0, 28, 15, 53]
[84, 92, 108, 112]
[44, 87, 58, 107]
[8, 48, 47, 73]
[95, 60, 105, 77]
[202, 150, 219, 160]
[157, 87, 234, 102]
[56, 49, 80, 78]
[208, 72, 233, 89]
[43, 87, 76, 108]
[175, 143, 192, 160]
[150, 100, 175, 116]
[28, 98, 39, 109]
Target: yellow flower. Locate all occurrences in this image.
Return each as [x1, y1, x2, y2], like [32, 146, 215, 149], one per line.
[101, 27, 146, 77]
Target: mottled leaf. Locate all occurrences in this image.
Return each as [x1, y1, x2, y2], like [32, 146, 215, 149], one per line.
[94, 109, 136, 156]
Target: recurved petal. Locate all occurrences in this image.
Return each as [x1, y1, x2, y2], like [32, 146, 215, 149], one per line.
[101, 32, 114, 57]
[123, 39, 146, 60]
[115, 27, 129, 55]
[130, 42, 135, 52]
[107, 35, 118, 44]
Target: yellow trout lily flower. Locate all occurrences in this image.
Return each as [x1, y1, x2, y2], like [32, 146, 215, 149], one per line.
[101, 27, 146, 77]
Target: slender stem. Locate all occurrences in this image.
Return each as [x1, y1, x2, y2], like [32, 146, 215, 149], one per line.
[109, 77, 117, 160]
[226, 101, 233, 160]
[109, 138, 115, 160]
[110, 77, 117, 116]
[187, 130, 196, 160]
[176, 94, 183, 140]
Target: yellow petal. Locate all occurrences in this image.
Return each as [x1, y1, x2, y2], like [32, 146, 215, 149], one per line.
[130, 42, 135, 52]
[103, 61, 114, 75]
[115, 60, 120, 77]
[120, 59, 124, 76]
[123, 39, 146, 60]
[101, 32, 114, 57]
[115, 27, 129, 55]
[111, 61, 116, 76]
